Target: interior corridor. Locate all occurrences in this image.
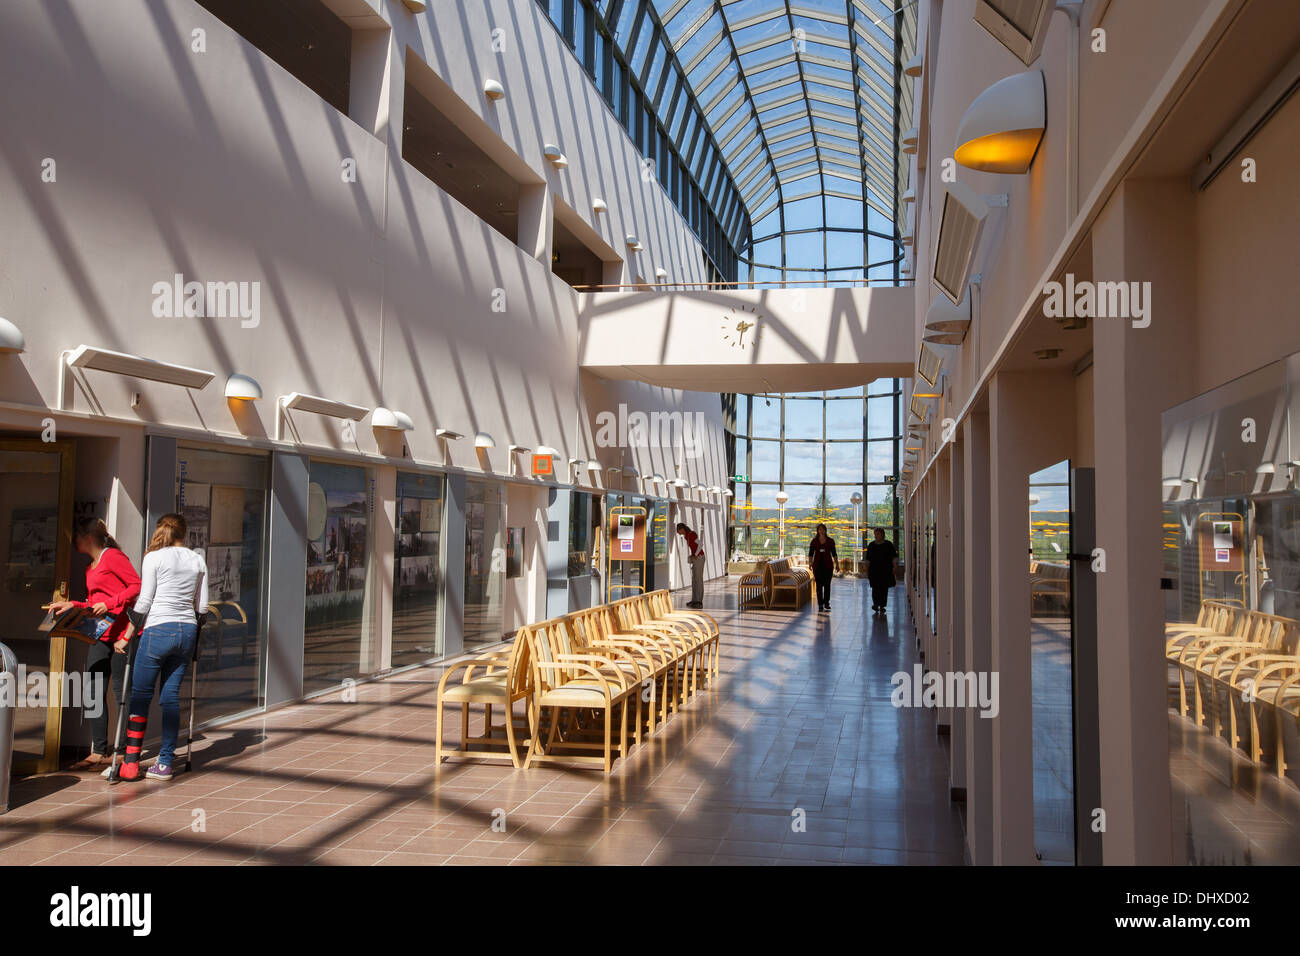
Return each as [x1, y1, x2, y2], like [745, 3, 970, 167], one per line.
[0, 578, 966, 866]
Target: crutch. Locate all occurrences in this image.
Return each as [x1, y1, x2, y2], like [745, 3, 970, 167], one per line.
[106, 612, 144, 785]
[181, 616, 205, 774]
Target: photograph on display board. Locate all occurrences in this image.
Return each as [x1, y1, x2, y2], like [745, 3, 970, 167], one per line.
[7, 506, 57, 592]
[399, 499, 422, 535]
[506, 527, 523, 578]
[207, 544, 241, 602]
[399, 554, 436, 590]
[209, 485, 245, 545]
[181, 481, 211, 550]
[306, 564, 336, 596]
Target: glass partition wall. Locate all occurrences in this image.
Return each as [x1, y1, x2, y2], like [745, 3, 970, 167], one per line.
[728, 381, 903, 562]
[1162, 351, 1300, 864]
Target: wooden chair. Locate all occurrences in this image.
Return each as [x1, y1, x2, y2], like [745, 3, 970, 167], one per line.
[435, 632, 532, 768]
[1212, 614, 1300, 760]
[569, 606, 666, 738]
[523, 617, 639, 773]
[645, 589, 720, 683]
[611, 596, 697, 710]
[737, 561, 768, 609]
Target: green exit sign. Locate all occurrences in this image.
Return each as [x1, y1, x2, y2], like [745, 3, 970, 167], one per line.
[730, 474, 749, 483]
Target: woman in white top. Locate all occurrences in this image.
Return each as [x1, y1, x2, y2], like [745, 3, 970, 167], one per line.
[117, 513, 208, 782]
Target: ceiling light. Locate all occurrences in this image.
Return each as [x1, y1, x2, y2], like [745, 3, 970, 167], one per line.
[0, 316, 25, 353]
[223, 373, 262, 401]
[955, 71, 1046, 174]
[483, 79, 505, 100]
[372, 407, 413, 431]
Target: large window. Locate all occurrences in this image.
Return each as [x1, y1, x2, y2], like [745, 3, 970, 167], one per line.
[728, 382, 903, 561]
[464, 481, 506, 646]
[304, 460, 376, 694]
[176, 444, 269, 722]
[393, 471, 444, 667]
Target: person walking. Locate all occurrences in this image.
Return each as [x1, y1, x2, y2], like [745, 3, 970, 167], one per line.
[117, 513, 208, 782]
[46, 518, 140, 771]
[676, 522, 705, 609]
[808, 523, 838, 612]
[865, 527, 898, 615]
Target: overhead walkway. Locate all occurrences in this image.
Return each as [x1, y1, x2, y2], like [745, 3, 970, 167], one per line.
[578, 285, 914, 394]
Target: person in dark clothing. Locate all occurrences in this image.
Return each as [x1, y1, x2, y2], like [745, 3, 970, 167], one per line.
[865, 527, 898, 615]
[808, 523, 838, 612]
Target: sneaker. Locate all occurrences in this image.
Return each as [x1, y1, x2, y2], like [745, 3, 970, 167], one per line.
[686, 601, 703, 609]
[145, 763, 175, 781]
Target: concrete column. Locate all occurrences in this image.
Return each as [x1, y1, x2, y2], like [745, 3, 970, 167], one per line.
[947, 434, 968, 801]
[1090, 179, 1194, 865]
[518, 183, 554, 266]
[962, 409, 994, 863]
[935, 446, 953, 735]
[988, 372, 1038, 865]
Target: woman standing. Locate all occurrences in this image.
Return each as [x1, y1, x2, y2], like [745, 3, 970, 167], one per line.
[118, 513, 208, 782]
[46, 518, 140, 770]
[808, 523, 838, 612]
[865, 527, 898, 615]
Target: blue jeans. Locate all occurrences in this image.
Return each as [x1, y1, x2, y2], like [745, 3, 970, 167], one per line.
[129, 621, 196, 765]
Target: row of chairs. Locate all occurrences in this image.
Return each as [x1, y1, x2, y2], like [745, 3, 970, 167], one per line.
[1167, 600, 1300, 774]
[435, 589, 720, 773]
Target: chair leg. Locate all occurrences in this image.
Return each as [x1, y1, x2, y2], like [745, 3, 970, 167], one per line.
[461, 702, 470, 750]
[503, 700, 522, 770]
[604, 708, 613, 773]
[436, 698, 445, 764]
[619, 699, 629, 761]
[524, 705, 544, 770]
[634, 692, 643, 748]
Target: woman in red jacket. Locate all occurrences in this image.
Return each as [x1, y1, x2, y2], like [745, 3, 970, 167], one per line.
[47, 518, 141, 770]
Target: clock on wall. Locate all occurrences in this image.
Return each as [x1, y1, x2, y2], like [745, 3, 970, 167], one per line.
[721, 305, 763, 350]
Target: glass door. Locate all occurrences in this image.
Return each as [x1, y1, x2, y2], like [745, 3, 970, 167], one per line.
[464, 481, 505, 646]
[1029, 459, 1075, 864]
[393, 471, 444, 664]
[0, 440, 76, 773]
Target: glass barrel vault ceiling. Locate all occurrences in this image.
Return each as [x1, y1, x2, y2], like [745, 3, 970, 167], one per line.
[542, 0, 917, 281]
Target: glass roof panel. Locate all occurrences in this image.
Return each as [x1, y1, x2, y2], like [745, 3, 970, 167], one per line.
[629, 0, 918, 276]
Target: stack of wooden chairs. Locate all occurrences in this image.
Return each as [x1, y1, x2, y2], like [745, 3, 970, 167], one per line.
[1166, 599, 1300, 776]
[436, 589, 720, 773]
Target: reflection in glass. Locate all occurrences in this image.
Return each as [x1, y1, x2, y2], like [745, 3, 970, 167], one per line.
[303, 461, 374, 694]
[464, 481, 505, 646]
[393, 471, 443, 667]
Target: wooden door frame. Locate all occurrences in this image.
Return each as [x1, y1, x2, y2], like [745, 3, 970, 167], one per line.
[0, 438, 77, 774]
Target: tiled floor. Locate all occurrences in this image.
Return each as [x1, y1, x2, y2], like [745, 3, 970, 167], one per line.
[0, 577, 968, 865]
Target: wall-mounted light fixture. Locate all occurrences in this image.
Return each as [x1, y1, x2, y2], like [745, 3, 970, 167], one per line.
[0, 316, 25, 354]
[904, 53, 923, 78]
[955, 70, 1046, 174]
[483, 79, 505, 101]
[435, 428, 464, 441]
[372, 407, 414, 431]
[902, 126, 919, 154]
[543, 144, 567, 169]
[593, 198, 607, 214]
[474, 432, 496, 449]
[224, 373, 262, 402]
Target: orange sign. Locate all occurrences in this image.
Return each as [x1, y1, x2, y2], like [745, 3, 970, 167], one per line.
[531, 454, 553, 477]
